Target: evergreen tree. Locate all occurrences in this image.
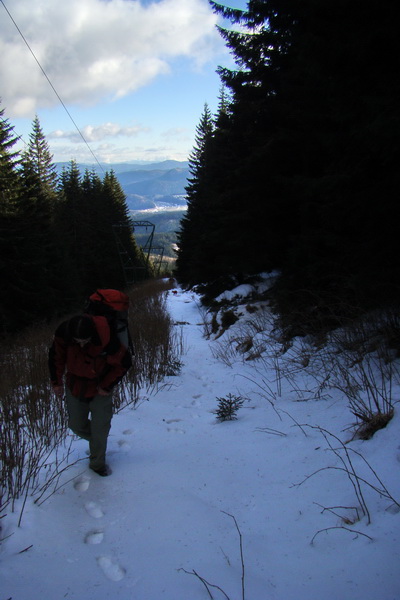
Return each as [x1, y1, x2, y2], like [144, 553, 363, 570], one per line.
[176, 0, 400, 327]
[176, 2, 294, 292]
[214, 85, 232, 130]
[21, 115, 58, 194]
[0, 106, 151, 332]
[79, 168, 109, 290]
[209, 0, 300, 273]
[258, 0, 400, 319]
[56, 160, 88, 297]
[19, 116, 72, 315]
[0, 104, 21, 208]
[175, 104, 215, 285]
[57, 164, 147, 295]
[1, 108, 60, 329]
[100, 170, 146, 288]
[0, 104, 25, 331]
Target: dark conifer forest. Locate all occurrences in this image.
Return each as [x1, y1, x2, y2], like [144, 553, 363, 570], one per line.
[0, 111, 148, 333]
[176, 0, 399, 335]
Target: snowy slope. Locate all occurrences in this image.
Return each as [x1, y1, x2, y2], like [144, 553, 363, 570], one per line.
[1, 288, 399, 600]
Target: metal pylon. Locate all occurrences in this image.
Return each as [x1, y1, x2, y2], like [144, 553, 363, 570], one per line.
[113, 220, 165, 284]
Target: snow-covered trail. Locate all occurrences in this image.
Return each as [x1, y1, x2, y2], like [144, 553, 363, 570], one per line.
[1, 289, 400, 600]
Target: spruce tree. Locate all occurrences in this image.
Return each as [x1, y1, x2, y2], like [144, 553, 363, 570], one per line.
[0, 108, 59, 329]
[56, 160, 87, 297]
[211, 0, 300, 272]
[21, 115, 58, 193]
[0, 104, 21, 208]
[176, 2, 304, 294]
[0, 104, 24, 331]
[80, 168, 110, 291]
[175, 104, 215, 286]
[20, 116, 72, 315]
[205, 0, 400, 326]
[99, 170, 145, 288]
[57, 163, 148, 296]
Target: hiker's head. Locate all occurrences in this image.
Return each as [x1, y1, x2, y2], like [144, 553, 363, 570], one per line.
[68, 315, 95, 346]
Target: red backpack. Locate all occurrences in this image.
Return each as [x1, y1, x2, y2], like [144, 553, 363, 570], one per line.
[85, 289, 133, 352]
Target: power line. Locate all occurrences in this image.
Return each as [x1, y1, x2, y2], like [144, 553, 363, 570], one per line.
[0, 0, 105, 172]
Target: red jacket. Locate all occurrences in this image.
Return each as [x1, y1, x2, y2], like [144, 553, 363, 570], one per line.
[49, 315, 132, 399]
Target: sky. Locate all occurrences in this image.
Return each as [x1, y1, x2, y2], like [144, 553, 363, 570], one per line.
[0, 0, 248, 165]
[1, 281, 400, 599]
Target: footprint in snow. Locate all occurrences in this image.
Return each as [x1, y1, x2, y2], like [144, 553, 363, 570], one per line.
[84, 530, 104, 545]
[122, 429, 133, 435]
[74, 475, 90, 492]
[386, 503, 400, 515]
[97, 556, 126, 581]
[118, 439, 131, 450]
[85, 501, 104, 519]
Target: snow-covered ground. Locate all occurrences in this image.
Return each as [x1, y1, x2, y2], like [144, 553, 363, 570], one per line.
[1, 287, 400, 600]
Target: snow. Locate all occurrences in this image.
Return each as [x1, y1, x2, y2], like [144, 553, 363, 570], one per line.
[215, 273, 278, 303]
[1, 288, 400, 600]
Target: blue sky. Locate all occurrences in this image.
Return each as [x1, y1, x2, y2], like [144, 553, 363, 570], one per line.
[0, 0, 248, 165]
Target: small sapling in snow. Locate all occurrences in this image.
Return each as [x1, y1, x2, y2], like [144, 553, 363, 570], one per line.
[214, 393, 244, 421]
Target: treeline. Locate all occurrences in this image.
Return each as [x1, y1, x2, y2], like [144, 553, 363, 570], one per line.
[0, 108, 148, 333]
[176, 0, 400, 334]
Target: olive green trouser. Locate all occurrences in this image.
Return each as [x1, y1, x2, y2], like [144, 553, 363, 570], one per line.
[65, 388, 113, 471]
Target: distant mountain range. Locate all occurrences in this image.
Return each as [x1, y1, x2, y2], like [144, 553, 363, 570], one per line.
[55, 160, 190, 211]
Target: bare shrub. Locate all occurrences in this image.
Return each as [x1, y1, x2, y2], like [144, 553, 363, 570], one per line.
[113, 278, 178, 410]
[210, 305, 272, 366]
[295, 427, 400, 526]
[257, 308, 399, 436]
[313, 312, 400, 437]
[196, 301, 214, 339]
[207, 293, 398, 441]
[180, 511, 246, 600]
[329, 352, 396, 439]
[0, 321, 68, 518]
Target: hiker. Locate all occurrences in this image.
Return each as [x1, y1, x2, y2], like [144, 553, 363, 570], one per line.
[48, 314, 132, 476]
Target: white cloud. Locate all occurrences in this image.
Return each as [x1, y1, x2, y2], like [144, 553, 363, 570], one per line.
[161, 127, 187, 137]
[48, 122, 149, 142]
[50, 140, 189, 164]
[0, 0, 221, 117]
[45, 124, 192, 163]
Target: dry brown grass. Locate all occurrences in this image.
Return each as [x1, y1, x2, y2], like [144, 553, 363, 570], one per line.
[0, 321, 68, 520]
[115, 278, 181, 409]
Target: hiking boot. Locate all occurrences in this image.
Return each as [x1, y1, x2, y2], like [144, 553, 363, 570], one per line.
[90, 465, 110, 477]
